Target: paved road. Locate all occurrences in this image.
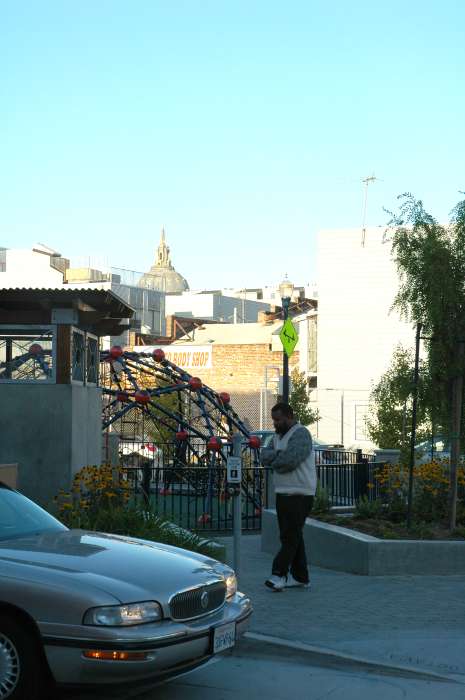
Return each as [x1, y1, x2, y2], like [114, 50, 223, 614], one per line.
[63, 636, 465, 700]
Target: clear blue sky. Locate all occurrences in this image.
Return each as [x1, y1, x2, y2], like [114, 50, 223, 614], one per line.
[1, 1, 464, 289]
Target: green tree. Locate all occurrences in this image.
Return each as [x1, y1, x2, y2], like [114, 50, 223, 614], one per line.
[289, 368, 320, 426]
[145, 391, 180, 444]
[366, 345, 431, 459]
[388, 193, 465, 528]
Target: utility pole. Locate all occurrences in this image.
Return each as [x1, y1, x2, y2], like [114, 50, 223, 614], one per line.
[361, 173, 380, 246]
[407, 323, 422, 529]
[449, 340, 464, 530]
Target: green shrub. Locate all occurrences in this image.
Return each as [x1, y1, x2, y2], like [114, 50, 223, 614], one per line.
[354, 496, 383, 519]
[54, 465, 224, 561]
[452, 526, 465, 539]
[312, 484, 331, 515]
[386, 495, 407, 523]
[378, 524, 401, 539]
[409, 521, 435, 540]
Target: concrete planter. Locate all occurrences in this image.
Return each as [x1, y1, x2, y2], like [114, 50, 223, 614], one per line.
[261, 509, 465, 576]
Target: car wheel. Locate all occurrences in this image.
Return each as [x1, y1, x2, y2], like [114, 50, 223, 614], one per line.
[0, 616, 41, 700]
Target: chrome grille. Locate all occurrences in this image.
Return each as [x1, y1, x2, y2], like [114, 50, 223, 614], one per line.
[170, 581, 226, 621]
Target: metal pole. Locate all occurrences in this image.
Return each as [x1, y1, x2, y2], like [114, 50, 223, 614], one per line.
[282, 299, 290, 404]
[407, 322, 422, 529]
[340, 390, 344, 446]
[283, 354, 289, 403]
[232, 432, 242, 581]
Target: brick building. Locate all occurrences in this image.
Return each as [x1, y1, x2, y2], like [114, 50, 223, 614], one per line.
[134, 316, 304, 430]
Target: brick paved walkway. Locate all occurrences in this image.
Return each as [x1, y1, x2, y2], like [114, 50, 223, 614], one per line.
[219, 534, 465, 678]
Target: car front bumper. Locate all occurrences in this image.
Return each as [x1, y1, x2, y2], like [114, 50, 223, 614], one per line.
[41, 592, 252, 686]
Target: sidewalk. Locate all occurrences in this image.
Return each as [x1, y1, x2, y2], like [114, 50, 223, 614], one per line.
[218, 534, 465, 681]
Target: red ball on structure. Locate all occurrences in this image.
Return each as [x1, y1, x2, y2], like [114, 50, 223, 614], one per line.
[116, 391, 129, 402]
[197, 513, 211, 524]
[153, 348, 165, 362]
[188, 377, 203, 391]
[219, 392, 231, 404]
[207, 436, 223, 452]
[135, 390, 151, 405]
[109, 345, 123, 360]
[248, 435, 261, 449]
[29, 343, 43, 356]
[176, 430, 188, 441]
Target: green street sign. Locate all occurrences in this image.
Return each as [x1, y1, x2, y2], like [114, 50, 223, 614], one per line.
[279, 318, 299, 357]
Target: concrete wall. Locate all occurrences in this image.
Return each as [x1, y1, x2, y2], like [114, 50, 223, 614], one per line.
[261, 510, 465, 575]
[0, 384, 102, 506]
[71, 386, 103, 474]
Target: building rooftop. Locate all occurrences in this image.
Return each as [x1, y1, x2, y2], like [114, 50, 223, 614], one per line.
[173, 319, 282, 346]
[0, 288, 134, 336]
[139, 229, 189, 293]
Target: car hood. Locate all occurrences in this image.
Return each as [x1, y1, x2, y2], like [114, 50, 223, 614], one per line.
[0, 529, 226, 603]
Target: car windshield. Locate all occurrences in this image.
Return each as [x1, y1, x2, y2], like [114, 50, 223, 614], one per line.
[415, 438, 450, 454]
[0, 486, 67, 541]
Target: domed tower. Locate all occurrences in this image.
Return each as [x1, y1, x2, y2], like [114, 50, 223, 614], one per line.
[139, 229, 189, 293]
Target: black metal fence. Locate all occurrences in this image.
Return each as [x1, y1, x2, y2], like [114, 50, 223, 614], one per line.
[118, 440, 377, 532]
[316, 449, 377, 506]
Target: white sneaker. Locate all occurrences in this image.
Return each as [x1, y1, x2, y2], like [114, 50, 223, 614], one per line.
[285, 574, 310, 589]
[265, 575, 286, 591]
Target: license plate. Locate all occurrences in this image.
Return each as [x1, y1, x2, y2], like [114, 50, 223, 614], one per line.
[213, 622, 236, 654]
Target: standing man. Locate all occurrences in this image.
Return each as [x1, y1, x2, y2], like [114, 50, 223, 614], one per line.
[261, 402, 316, 591]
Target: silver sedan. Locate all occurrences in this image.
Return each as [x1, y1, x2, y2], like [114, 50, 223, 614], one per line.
[0, 483, 252, 699]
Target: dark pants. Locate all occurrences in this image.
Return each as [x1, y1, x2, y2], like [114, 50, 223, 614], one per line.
[272, 494, 314, 583]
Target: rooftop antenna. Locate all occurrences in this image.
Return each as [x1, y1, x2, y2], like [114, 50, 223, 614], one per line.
[361, 173, 380, 246]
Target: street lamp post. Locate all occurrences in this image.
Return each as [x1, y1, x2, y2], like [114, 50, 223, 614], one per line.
[279, 276, 294, 404]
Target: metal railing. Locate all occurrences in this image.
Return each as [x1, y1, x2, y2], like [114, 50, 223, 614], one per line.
[118, 440, 376, 531]
[316, 449, 377, 506]
[119, 440, 270, 532]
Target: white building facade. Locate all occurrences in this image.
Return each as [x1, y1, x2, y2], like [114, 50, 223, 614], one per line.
[164, 290, 271, 323]
[315, 226, 413, 448]
[0, 245, 68, 288]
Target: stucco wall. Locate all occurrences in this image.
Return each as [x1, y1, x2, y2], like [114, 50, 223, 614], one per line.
[0, 384, 102, 506]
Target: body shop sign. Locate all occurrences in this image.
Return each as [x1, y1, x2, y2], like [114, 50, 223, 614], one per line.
[133, 345, 212, 369]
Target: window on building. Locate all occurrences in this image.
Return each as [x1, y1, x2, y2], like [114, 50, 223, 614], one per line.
[71, 329, 85, 382]
[0, 327, 55, 382]
[86, 335, 99, 385]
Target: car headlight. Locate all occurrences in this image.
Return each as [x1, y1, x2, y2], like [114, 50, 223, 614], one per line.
[83, 602, 163, 626]
[225, 574, 237, 599]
